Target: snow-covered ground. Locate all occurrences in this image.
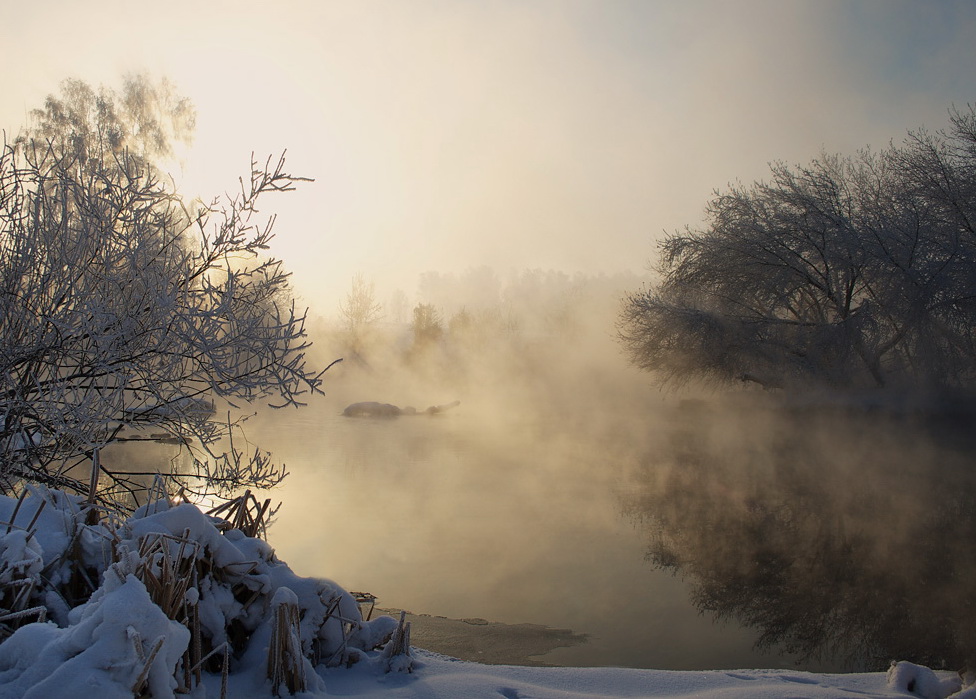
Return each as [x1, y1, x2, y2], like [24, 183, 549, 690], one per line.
[0, 487, 967, 699]
[317, 654, 970, 699]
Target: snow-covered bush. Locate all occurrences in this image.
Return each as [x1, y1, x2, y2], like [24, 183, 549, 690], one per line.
[0, 488, 406, 697]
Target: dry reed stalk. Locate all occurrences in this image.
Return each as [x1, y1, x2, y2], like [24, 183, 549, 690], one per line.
[22, 499, 45, 534]
[0, 606, 46, 623]
[220, 644, 229, 699]
[180, 644, 191, 695]
[132, 530, 222, 696]
[172, 594, 203, 693]
[382, 611, 412, 673]
[2, 491, 46, 537]
[129, 628, 146, 663]
[0, 515, 45, 638]
[87, 449, 100, 506]
[0, 578, 35, 614]
[83, 450, 101, 525]
[143, 475, 174, 515]
[207, 491, 274, 539]
[62, 541, 98, 606]
[206, 491, 248, 519]
[0, 604, 47, 641]
[191, 596, 202, 685]
[134, 531, 199, 620]
[319, 593, 367, 666]
[268, 598, 306, 696]
[59, 517, 119, 608]
[62, 514, 94, 602]
[219, 559, 259, 576]
[184, 642, 230, 699]
[130, 634, 165, 695]
[4, 491, 28, 534]
[0, 491, 46, 625]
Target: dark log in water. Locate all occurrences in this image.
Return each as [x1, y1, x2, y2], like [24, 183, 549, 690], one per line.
[342, 400, 460, 418]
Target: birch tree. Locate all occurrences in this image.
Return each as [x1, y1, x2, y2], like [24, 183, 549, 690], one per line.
[0, 76, 330, 508]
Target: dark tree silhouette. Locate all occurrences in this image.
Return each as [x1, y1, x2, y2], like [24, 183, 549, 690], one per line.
[620, 106, 976, 392]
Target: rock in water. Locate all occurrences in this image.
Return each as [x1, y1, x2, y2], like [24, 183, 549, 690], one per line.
[342, 402, 402, 417]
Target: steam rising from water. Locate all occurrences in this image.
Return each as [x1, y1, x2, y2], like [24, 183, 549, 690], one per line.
[102, 268, 976, 670]
[626, 398, 976, 669]
[248, 270, 976, 670]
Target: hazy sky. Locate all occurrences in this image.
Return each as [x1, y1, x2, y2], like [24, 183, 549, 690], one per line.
[3, 0, 976, 307]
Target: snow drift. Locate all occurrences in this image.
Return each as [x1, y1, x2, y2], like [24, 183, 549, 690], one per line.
[0, 487, 405, 697]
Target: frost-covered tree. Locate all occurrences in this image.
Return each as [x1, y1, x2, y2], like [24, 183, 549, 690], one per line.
[338, 273, 383, 358]
[0, 75, 327, 508]
[411, 303, 443, 348]
[619, 106, 976, 392]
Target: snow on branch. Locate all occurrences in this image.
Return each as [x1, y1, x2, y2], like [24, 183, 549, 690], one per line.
[0, 76, 336, 511]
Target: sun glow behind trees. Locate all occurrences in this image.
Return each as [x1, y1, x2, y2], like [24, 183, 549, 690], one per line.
[4, 2, 976, 310]
[0, 77, 327, 509]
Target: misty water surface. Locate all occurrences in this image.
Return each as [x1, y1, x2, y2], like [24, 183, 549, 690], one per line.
[248, 391, 784, 671]
[102, 369, 976, 672]
[240, 381, 976, 673]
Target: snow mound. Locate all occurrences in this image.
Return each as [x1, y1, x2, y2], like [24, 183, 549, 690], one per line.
[0, 489, 407, 697]
[888, 661, 963, 699]
[0, 574, 187, 698]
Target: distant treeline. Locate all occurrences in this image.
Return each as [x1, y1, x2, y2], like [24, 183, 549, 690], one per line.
[316, 268, 648, 393]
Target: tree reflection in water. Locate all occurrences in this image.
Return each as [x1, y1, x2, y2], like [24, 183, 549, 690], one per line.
[624, 400, 976, 671]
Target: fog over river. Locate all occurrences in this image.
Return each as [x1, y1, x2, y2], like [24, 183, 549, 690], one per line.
[240, 361, 976, 673]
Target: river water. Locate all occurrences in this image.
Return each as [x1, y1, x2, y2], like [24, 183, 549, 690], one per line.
[237, 379, 976, 673]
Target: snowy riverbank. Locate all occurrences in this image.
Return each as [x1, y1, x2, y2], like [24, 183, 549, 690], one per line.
[318, 654, 968, 699]
[0, 486, 968, 698]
